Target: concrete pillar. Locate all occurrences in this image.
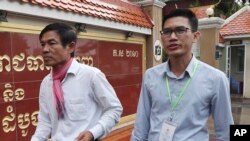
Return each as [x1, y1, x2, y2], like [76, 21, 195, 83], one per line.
[198, 17, 224, 68]
[244, 42, 250, 98]
[137, 0, 165, 69]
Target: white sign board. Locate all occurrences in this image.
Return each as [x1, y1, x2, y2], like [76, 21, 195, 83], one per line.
[154, 40, 162, 61]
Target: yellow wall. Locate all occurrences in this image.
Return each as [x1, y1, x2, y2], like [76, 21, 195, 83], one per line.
[199, 27, 220, 68]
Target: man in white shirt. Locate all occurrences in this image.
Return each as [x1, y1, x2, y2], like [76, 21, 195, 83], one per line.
[31, 23, 123, 141]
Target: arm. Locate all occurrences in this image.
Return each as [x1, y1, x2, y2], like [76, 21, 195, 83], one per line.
[131, 73, 151, 141]
[88, 70, 123, 140]
[211, 73, 234, 141]
[31, 80, 52, 141]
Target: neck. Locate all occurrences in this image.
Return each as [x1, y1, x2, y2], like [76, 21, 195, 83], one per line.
[169, 54, 192, 77]
[53, 58, 72, 73]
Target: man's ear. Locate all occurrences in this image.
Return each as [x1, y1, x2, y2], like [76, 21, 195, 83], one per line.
[193, 31, 201, 43]
[67, 42, 76, 54]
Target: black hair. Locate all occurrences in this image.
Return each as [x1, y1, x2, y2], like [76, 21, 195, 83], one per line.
[163, 9, 198, 32]
[39, 23, 77, 57]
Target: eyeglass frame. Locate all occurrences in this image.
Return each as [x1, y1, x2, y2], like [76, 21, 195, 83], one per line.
[160, 26, 195, 37]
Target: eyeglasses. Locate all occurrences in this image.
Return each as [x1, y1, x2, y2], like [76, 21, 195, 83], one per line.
[160, 26, 194, 37]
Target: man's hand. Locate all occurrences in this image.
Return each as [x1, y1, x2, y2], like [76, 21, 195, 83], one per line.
[75, 131, 94, 141]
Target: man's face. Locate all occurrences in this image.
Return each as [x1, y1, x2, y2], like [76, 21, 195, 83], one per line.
[40, 30, 74, 70]
[161, 17, 200, 58]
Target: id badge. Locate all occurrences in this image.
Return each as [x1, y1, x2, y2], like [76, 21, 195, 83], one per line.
[159, 120, 177, 141]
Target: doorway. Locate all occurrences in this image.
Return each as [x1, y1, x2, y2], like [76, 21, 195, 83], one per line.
[227, 45, 245, 95]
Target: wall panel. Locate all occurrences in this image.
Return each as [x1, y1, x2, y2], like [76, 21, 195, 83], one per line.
[0, 31, 143, 140]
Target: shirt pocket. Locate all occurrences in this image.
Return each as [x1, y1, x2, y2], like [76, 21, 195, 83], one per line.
[67, 98, 88, 121]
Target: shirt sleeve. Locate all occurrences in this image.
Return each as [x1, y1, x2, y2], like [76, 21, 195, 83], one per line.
[211, 72, 234, 141]
[89, 70, 123, 140]
[31, 80, 52, 141]
[131, 72, 151, 141]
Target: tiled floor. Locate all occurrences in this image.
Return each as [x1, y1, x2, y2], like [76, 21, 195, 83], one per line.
[208, 95, 250, 141]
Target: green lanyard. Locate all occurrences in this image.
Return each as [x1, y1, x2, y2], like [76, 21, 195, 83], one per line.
[166, 61, 199, 120]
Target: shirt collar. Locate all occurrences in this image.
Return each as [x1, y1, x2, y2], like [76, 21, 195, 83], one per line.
[165, 55, 198, 78]
[67, 58, 79, 75]
[185, 55, 198, 78]
[49, 58, 78, 80]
